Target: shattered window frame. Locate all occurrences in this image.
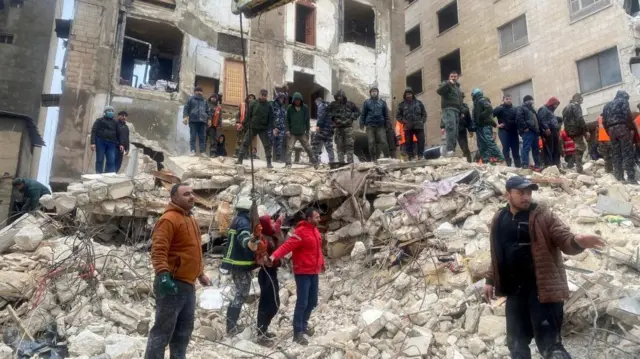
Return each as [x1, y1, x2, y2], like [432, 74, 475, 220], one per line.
[568, 0, 611, 22]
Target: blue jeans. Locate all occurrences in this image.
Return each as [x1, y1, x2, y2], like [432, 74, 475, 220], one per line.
[189, 122, 206, 153]
[293, 274, 319, 334]
[521, 131, 541, 169]
[499, 129, 521, 167]
[95, 137, 117, 174]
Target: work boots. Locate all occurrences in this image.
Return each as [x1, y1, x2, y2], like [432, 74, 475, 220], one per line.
[226, 307, 244, 336]
[293, 332, 309, 345]
[235, 154, 244, 165]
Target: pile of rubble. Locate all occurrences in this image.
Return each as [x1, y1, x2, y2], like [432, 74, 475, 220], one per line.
[1, 155, 640, 359]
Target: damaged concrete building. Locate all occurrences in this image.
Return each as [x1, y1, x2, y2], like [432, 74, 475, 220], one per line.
[51, 0, 405, 185]
[406, 0, 640, 145]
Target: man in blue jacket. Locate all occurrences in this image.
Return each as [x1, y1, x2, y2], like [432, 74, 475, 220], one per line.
[182, 87, 212, 156]
[360, 87, 390, 162]
[493, 94, 521, 167]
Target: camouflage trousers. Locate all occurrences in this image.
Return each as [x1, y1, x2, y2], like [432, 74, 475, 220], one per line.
[269, 132, 286, 162]
[234, 127, 248, 157]
[334, 127, 355, 163]
[230, 269, 252, 309]
[608, 124, 635, 180]
[311, 129, 335, 162]
[569, 136, 587, 173]
[598, 142, 613, 173]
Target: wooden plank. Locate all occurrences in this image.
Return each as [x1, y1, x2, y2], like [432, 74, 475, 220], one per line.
[8, 305, 34, 341]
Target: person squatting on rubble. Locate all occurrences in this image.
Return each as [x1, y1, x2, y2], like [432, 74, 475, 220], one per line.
[494, 94, 522, 168]
[91, 105, 126, 174]
[285, 92, 318, 168]
[457, 92, 474, 163]
[255, 213, 285, 346]
[471, 88, 504, 164]
[237, 89, 276, 168]
[360, 86, 391, 162]
[183, 87, 212, 156]
[596, 115, 613, 174]
[397, 87, 427, 161]
[311, 95, 335, 163]
[11, 178, 50, 217]
[269, 208, 325, 345]
[602, 90, 637, 184]
[270, 92, 288, 162]
[221, 197, 257, 336]
[484, 176, 605, 359]
[437, 70, 463, 156]
[516, 95, 542, 171]
[145, 183, 212, 359]
[328, 89, 359, 163]
[115, 111, 130, 173]
[235, 94, 256, 157]
[561, 94, 590, 173]
[538, 97, 562, 168]
[207, 93, 223, 157]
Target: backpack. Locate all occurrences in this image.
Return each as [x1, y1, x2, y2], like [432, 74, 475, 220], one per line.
[562, 103, 582, 137]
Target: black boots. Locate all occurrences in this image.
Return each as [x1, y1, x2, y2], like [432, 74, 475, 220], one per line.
[293, 332, 308, 345]
[226, 306, 244, 336]
[266, 157, 273, 169]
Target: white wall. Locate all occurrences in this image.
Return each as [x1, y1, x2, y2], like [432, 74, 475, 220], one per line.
[196, 0, 250, 33]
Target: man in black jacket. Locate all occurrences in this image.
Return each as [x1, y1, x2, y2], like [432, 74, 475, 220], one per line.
[516, 96, 542, 171]
[237, 89, 276, 168]
[91, 106, 125, 174]
[538, 97, 561, 168]
[183, 87, 212, 156]
[493, 95, 521, 167]
[115, 111, 130, 173]
[458, 92, 474, 162]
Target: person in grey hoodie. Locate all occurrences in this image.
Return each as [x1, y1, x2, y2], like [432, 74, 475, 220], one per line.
[183, 87, 212, 156]
[437, 71, 463, 155]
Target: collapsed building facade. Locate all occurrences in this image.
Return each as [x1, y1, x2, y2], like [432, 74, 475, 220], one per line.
[406, 0, 640, 145]
[51, 0, 406, 187]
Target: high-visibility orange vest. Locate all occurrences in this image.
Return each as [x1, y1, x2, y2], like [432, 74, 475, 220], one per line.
[634, 115, 640, 143]
[598, 116, 610, 142]
[395, 121, 417, 145]
[211, 105, 222, 128]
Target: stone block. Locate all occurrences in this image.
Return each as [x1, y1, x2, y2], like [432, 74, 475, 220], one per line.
[477, 315, 506, 340]
[402, 332, 432, 357]
[14, 224, 44, 251]
[54, 192, 77, 215]
[69, 329, 105, 356]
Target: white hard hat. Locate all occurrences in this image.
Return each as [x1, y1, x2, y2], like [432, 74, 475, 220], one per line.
[235, 197, 252, 211]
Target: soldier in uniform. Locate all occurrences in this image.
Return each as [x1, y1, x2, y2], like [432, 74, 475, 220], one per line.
[270, 92, 287, 162]
[328, 89, 359, 163]
[235, 94, 256, 157]
[312, 96, 335, 163]
[561, 93, 590, 173]
[602, 90, 636, 184]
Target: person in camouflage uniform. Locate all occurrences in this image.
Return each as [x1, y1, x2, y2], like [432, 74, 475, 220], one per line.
[234, 94, 256, 157]
[472, 88, 504, 164]
[602, 90, 636, 184]
[396, 88, 427, 160]
[270, 92, 287, 162]
[437, 71, 463, 155]
[312, 96, 335, 162]
[328, 89, 359, 163]
[561, 93, 590, 173]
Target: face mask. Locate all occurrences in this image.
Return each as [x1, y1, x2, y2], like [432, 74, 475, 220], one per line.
[105, 111, 114, 119]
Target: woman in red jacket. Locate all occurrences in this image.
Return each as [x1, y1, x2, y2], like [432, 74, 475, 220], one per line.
[269, 208, 324, 345]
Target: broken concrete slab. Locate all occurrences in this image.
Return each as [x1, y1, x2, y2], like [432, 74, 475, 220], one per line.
[596, 195, 633, 216]
[69, 329, 105, 356]
[82, 174, 135, 200]
[14, 224, 44, 251]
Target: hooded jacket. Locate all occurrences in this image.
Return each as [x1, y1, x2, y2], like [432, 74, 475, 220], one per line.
[471, 90, 496, 128]
[328, 89, 359, 128]
[537, 97, 560, 132]
[436, 81, 462, 110]
[259, 215, 283, 267]
[493, 103, 518, 133]
[183, 93, 211, 123]
[215, 135, 227, 156]
[271, 92, 287, 132]
[396, 88, 427, 130]
[602, 90, 633, 130]
[151, 202, 204, 284]
[516, 102, 540, 135]
[247, 98, 275, 131]
[360, 88, 390, 127]
[272, 220, 325, 275]
[91, 116, 124, 145]
[285, 92, 310, 136]
[316, 98, 332, 132]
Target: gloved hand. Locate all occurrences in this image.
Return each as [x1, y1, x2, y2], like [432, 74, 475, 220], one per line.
[157, 272, 178, 296]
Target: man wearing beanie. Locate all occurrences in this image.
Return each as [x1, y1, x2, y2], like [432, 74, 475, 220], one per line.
[516, 95, 542, 170]
[360, 87, 390, 161]
[237, 89, 275, 168]
[90, 105, 125, 174]
[537, 97, 562, 168]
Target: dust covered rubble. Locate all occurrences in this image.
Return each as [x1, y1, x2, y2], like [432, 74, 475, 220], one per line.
[1, 156, 640, 358]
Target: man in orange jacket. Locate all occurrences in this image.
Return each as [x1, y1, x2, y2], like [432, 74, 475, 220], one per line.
[145, 184, 212, 359]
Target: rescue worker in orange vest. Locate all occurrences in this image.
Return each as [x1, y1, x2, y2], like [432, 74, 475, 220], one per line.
[234, 94, 256, 158]
[597, 115, 613, 174]
[634, 107, 640, 164]
[207, 93, 223, 157]
[395, 121, 417, 161]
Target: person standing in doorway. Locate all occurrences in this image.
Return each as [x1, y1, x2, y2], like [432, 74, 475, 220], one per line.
[269, 208, 324, 345]
[207, 94, 223, 157]
[458, 92, 474, 163]
[493, 95, 521, 168]
[311, 95, 335, 163]
[360, 87, 390, 162]
[270, 92, 288, 162]
[516, 95, 542, 171]
[145, 183, 212, 359]
[538, 97, 562, 168]
[561, 94, 590, 173]
[115, 111, 130, 173]
[484, 176, 604, 359]
[437, 70, 463, 156]
[91, 106, 125, 174]
[183, 87, 211, 156]
[328, 89, 359, 163]
[285, 92, 318, 167]
[602, 90, 637, 184]
[237, 89, 275, 168]
[235, 94, 256, 157]
[396, 88, 427, 161]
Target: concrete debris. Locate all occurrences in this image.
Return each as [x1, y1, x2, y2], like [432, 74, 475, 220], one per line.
[1, 156, 639, 358]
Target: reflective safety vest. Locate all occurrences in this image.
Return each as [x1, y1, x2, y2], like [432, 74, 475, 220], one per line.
[597, 116, 610, 142]
[220, 215, 256, 270]
[211, 105, 222, 128]
[634, 115, 640, 143]
[395, 121, 417, 145]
